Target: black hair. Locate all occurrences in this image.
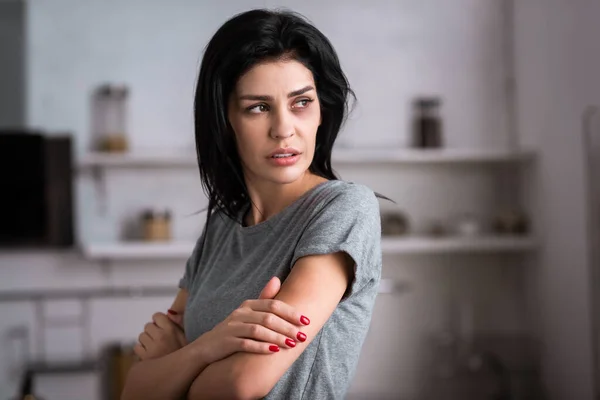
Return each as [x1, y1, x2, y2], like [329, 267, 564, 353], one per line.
[193, 8, 354, 224]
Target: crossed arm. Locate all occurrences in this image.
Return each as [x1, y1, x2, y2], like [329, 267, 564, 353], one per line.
[122, 251, 353, 400]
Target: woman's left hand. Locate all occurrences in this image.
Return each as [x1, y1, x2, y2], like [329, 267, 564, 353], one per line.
[134, 312, 187, 361]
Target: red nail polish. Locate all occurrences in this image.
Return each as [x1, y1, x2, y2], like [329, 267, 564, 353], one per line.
[269, 345, 280, 352]
[297, 332, 307, 342]
[300, 315, 310, 325]
[167, 309, 178, 315]
[285, 338, 296, 348]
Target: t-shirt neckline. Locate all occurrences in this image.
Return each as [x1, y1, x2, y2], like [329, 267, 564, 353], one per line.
[237, 180, 338, 235]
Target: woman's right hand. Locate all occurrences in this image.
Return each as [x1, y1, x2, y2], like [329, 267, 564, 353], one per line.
[193, 277, 311, 365]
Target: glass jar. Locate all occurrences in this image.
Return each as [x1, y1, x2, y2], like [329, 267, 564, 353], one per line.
[142, 209, 172, 241]
[93, 84, 129, 152]
[412, 97, 443, 148]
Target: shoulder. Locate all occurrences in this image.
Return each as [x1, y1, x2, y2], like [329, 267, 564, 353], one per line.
[298, 180, 381, 241]
[206, 207, 238, 231]
[337, 181, 378, 205]
[192, 207, 237, 251]
[318, 180, 380, 217]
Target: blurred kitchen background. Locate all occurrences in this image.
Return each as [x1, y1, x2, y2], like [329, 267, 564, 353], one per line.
[1, 0, 600, 399]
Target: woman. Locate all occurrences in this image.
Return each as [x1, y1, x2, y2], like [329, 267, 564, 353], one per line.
[122, 8, 382, 400]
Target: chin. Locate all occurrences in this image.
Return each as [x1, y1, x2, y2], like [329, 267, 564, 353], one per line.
[268, 172, 305, 185]
[264, 166, 309, 185]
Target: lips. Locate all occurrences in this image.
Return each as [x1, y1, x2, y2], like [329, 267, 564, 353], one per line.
[268, 147, 301, 159]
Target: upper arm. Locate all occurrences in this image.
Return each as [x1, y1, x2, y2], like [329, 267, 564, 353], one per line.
[180, 221, 209, 292]
[188, 184, 381, 399]
[170, 288, 189, 315]
[189, 252, 353, 399]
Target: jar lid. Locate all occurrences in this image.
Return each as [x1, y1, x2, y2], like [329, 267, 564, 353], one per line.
[413, 97, 441, 109]
[97, 84, 129, 98]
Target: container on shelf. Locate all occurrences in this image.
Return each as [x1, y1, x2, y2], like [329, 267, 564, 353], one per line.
[493, 210, 530, 235]
[452, 213, 485, 237]
[422, 218, 448, 237]
[381, 211, 410, 236]
[412, 96, 443, 148]
[142, 209, 172, 242]
[92, 84, 130, 153]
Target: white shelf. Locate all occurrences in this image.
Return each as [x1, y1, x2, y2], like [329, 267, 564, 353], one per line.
[78, 152, 198, 168]
[381, 235, 538, 254]
[332, 148, 535, 164]
[82, 241, 195, 260]
[82, 236, 537, 261]
[78, 148, 535, 169]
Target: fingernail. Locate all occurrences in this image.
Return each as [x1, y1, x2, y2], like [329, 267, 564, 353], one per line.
[285, 338, 296, 348]
[297, 332, 307, 342]
[300, 315, 310, 325]
[269, 345, 280, 352]
[167, 309, 178, 315]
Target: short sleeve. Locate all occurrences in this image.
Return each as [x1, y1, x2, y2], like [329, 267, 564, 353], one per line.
[178, 228, 206, 290]
[290, 183, 382, 298]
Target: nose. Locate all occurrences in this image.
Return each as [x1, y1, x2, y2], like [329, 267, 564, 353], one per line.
[269, 109, 295, 139]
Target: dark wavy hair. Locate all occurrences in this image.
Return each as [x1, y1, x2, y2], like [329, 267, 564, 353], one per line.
[193, 9, 355, 224]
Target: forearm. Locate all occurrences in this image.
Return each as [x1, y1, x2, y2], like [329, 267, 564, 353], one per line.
[122, 343, 209, 400]
[187, 354, 269, 400]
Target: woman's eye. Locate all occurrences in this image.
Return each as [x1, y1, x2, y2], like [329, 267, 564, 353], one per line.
[294, 98, 313, 109]
[248, 104, 269, 113]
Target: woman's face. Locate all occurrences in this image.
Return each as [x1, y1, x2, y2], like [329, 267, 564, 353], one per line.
[228, 60, 321, 187]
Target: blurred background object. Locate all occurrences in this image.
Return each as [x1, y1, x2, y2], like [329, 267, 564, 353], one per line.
[2, 0, 600, 399]
[412, 97, 444, 149]
[381, 211, 410, 236]
[100, 343, 136, 400]
[141, 209, 172, 242]
[91, 85, 130, 153]
[493, 209, 529, 236]
[0, 131, 74, 248]
[0, 0, 24, 129]
[452, 213, 485, 237]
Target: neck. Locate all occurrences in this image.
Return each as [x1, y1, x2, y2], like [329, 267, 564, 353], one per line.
[244, 173, 327, 226]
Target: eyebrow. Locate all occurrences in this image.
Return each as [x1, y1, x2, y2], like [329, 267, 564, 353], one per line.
[238, 85, 315, 101]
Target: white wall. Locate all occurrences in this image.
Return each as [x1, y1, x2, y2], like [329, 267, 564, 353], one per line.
[0, 1, 532, 399]
[515, 1, 600, 399]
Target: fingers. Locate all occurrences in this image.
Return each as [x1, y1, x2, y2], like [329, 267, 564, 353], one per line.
[246, 312, 305, 346]
[133, 343, 146, 360]
[232, 299, 310, 346]
[144, 322, 160, 339]
[138, 332, 152, 349]
[231, 337, 282, 354]
[259, 276, 281, 300]
[237, 321, 299, 349]
[152, 312, 175, 330]
[242, 299, 310, 327]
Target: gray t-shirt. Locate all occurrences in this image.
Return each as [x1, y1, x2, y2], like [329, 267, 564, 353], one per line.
[179, 179, 382, 399]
